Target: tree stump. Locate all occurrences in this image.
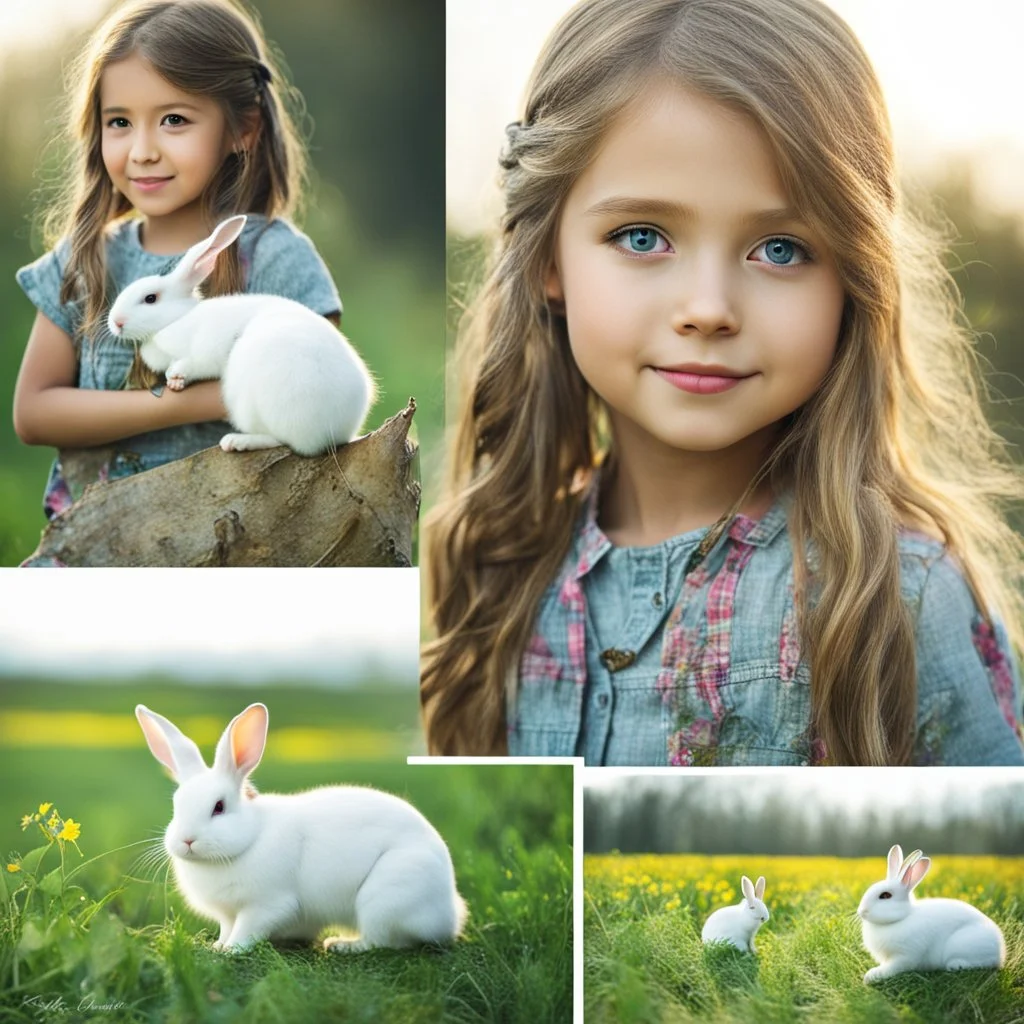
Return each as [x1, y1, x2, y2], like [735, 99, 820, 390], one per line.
[25, 400, 419, 567]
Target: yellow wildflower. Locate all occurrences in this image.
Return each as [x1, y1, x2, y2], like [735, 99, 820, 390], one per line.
[38, 803, 51, 815]
[58, 819, 81, 842]
[6, 863, 21, 873]
[19, 815, 33, 830]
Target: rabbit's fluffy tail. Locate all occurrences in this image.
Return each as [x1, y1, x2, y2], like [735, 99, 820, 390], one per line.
[454, 892, 470, 936]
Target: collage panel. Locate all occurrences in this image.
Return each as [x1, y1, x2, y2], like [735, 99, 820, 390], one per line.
[1, 0, 443, 568]
[436, 0, 1024, 763]
[583, 769, 1024, 1023]
[0, 572, 576, 1022]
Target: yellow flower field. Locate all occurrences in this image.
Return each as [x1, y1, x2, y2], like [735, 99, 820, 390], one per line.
[586, 852, 1024, 919]
[584, 852, 1024, 1023]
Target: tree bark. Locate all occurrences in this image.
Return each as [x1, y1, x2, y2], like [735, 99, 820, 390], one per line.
[26, 400, 419, 567]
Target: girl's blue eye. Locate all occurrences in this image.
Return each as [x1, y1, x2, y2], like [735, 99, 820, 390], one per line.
[107, 117, 130, 129]
[162, 114, 188, 127]
[612, 226, 670, 255]
[751, 237, 811, 266]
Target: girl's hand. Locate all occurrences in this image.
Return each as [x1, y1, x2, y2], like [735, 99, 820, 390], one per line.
[13, 311, 228, 448]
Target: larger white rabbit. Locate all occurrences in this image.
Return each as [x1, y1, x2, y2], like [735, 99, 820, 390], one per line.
[858, 844, 1005, 983]
[135, 702, 467, 953]
[107, 216, 375, 456]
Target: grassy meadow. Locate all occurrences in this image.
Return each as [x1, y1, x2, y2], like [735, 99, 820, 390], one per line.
[585, 853, 1024, 1024]
[0, 680, 574, 1023]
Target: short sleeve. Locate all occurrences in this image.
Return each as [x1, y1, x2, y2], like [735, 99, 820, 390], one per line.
[913, 553, 1024, 766]
[15, 240, 76, 337]
[246, 219, 342, 318]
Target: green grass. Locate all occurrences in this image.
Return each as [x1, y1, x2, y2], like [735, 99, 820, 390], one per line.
[585, 853, 1024, 1024]
[0, 681, 574, 1022]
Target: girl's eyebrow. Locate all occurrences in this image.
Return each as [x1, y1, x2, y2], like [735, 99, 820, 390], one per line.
[100, 101, 205, 115]
[584, 196, 805, 231]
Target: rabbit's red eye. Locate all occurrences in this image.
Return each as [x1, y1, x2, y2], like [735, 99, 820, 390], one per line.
[144, 294, 158, 304]
[212, 800, 225, 816]
[880, 891, 892, 899]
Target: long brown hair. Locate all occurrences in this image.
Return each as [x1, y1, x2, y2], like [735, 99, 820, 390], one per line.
[43, 0, 309, 385]
[424, 0, 1024, 764]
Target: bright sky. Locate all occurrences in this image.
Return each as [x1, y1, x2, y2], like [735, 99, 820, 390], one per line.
[447, 0, 1024, 234]
[0, 0, 107, 54]
[0, 569, 420, 683]
[584, 766, 1019, 811]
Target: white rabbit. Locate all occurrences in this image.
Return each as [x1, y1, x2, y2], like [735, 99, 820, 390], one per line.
[701, 875, 769, 952]
[107, 215, 375, 456]
[135, 702, 468, 953]
[858, 844, 1005, 983]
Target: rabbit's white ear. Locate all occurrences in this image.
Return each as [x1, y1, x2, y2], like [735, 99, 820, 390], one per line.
[900, 856, 930, 892]
[900, 849, 924, 875]
[754, 876, 765, 900]
[136, 705, 206, 781]
[741, 876, 755, 902]
[174, 215, 247, 290]
[886, 845, 904, 880]
[214, 703, 268, 779]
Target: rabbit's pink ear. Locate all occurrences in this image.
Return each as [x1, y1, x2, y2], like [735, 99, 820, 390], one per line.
[136, 705, 206, 781]
[176, 215, 247, 290]
[754, 876, 766, 899]
[886, 845, 904, 880]
[901, 857, 930, 892]
[214, 703, 268, 779]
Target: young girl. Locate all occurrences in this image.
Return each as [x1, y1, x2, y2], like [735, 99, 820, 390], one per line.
[424, 0, 1024, 767]
[13, 0, 341, 521]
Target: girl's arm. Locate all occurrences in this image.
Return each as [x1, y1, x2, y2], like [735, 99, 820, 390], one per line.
[13, 311, 227, 448]
[913, 554, 1024, 766]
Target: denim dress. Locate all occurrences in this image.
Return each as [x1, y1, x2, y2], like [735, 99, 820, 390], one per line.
[508, 482, 1024, 766]
[16, 215, 342, 519]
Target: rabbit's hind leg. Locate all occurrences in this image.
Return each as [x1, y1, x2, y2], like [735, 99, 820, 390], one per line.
[220, 432, 286, 452]
[343, 848, 460, 952]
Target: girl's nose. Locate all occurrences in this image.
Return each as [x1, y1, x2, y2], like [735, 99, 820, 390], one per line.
[670, 259, 740, 338]
[129, 128, 160, 165]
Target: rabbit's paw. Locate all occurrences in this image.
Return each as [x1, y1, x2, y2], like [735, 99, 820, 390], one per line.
[166, 373, 188, 392]
[219, 432, 285, 452]
[324, 935, 373, 955]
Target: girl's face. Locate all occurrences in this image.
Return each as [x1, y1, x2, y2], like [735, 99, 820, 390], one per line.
[100, 54, 236, 236]
[546, 81, 845, 463]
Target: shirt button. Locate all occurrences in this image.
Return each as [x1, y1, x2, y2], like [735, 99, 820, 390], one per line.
[596, 693, 610, 709]
[652, 592, 664, 608]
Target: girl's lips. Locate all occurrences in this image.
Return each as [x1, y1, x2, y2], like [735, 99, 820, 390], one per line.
[654, 368, 753, 395]
[131, 177, 172, 192]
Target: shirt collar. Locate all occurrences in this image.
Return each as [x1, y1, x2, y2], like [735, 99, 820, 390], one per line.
[569, 470, 789, 581]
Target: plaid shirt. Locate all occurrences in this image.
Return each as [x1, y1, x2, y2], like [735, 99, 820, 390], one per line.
[508, 482, 1024, 766]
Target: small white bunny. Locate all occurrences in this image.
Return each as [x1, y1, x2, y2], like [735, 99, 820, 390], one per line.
[858, 844, 1006, 983]
[135, 702, 467, 953]
[107, 216, 375, 456]
[701, 875, 769, 952]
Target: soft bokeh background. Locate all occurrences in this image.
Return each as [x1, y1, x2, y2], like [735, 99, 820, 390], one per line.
[584, 770, 1024, 855]
[0, 568, 423, 860]
[0, 0, 444, 565]
[445, 0, 1024, 539]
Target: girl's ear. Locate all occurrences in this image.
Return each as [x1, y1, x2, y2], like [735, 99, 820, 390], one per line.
[236, 110, 261, 154]
[544, 261, 565, 308]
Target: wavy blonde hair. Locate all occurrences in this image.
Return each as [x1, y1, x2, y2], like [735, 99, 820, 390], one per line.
[424, 0, 1024, 764]
[42, 0, 308, 386]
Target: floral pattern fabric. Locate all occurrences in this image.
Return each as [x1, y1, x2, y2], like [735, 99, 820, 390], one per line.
[508, 482, 1024, 767]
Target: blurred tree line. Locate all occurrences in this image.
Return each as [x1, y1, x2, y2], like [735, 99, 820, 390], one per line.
[583, 776, 1024, 857]
[0, 0, 443, 563]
